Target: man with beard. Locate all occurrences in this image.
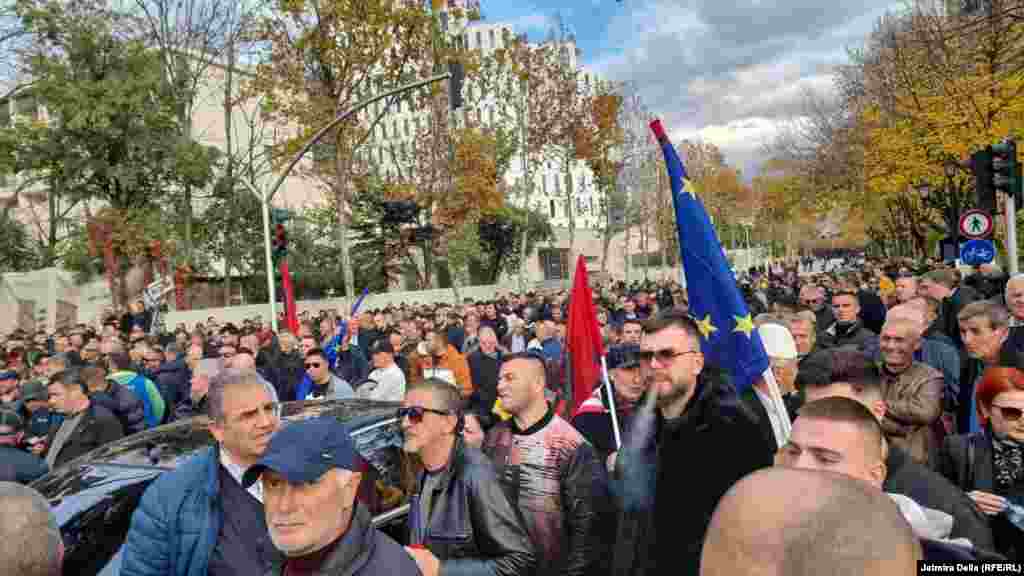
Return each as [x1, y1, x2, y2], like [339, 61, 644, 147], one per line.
[617, 311, 773, 576]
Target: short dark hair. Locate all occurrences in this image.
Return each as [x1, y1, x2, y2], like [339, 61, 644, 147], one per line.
[108, 352, 133, 371]
[305, 347, 327, 362]
[642, 309, 701, 344]
[797, 397, 886, 458]
[407, 378, 464, 434]
[48, 369, 88, 395]
[796, 349, 883, 398]
[622, 318, 644, 329]
[831, 291, 858, 302]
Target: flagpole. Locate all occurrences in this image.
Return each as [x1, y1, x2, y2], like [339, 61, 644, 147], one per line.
[761, 367, 792, 447]
[600, 356, 623, 450]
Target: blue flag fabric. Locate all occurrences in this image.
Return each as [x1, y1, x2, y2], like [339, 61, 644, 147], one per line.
[649, 119, 768, 393]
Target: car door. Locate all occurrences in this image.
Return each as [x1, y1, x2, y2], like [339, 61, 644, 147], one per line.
[350, 415, 416, 545]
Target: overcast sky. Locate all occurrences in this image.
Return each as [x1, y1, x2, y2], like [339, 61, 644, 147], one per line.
[482, 0, 906, 178]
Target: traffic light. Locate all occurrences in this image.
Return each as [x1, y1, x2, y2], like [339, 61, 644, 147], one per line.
[992, 139, 1022, 211]
[273, 223, 288, 261]
[381, 200, 420, 224]
[448, 61, 464, 110]
[971, 147, 997, 213]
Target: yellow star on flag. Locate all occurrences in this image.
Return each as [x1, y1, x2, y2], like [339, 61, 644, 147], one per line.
[695, 314, 718, 340]
[682, 178, 696, 197]
[733, 314, 756, 338]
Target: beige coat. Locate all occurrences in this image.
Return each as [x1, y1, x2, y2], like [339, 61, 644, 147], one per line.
[881, 362, 944, 466]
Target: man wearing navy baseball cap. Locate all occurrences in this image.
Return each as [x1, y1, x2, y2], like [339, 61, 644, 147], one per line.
[242, 417, 421, 576]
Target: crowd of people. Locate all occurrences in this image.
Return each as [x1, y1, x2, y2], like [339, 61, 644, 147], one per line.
[1, 255, 1023, 574]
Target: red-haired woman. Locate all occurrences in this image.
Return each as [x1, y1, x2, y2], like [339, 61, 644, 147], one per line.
[939, 366, 1024, 560]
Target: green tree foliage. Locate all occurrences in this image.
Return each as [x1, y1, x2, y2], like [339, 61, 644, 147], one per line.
[473, 206, 553, 284]
[0, 210, 41, 272]
[2, 0, 219, 211]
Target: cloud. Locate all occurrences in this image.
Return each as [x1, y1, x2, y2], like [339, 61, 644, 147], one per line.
[585, 0, 903, 174]
[506, 12, 552, 35]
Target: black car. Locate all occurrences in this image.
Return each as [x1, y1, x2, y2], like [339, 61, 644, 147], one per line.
[32, 399, 414, 576]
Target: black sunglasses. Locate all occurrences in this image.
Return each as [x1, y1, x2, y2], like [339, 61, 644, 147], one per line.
[397, 406, 450, 423]
[305, 362, 322, 369]
[638, 348, 700, 364]
[993, 404, 1024, 422]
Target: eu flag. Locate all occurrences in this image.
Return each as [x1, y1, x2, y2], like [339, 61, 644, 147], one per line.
[649, 119, 768, 393]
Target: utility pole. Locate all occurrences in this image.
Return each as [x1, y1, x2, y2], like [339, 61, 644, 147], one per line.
[242, 71, 454, 332]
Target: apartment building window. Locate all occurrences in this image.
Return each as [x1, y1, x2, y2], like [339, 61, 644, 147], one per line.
[539, 248, 569, 281]
[549, 199, 556, 218]
[488, 29, 495, 49]
[541, 174, 547, 196]
[554, 175, 561, 194]
[404, 118, 409, 137]
[475, 31, 482, 49]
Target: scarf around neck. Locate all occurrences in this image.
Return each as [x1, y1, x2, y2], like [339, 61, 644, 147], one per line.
[990, 428, 1024, 491]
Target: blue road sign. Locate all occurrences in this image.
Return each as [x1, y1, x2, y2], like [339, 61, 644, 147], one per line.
[960, 239, 996, 266]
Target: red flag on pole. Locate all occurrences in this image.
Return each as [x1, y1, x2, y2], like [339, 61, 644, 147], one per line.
[280, 258, 300, 335]
[566, 255, 605, 415]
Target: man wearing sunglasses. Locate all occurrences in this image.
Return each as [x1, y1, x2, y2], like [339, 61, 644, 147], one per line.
[401, 379, 535, 576]
[123, 369, 283, 576]
[620, 311, 773, 576]
[295, 348, 354, 401]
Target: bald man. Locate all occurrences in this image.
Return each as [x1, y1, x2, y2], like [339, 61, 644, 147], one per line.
[0, 482, 63, 576]
[877, 316, 943, 465]
[886, 304, 960, 434]
[700, 467, 920, 576]
[1005, 274, 1024, 325]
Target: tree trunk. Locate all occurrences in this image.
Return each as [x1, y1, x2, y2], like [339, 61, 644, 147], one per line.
[338, 188, 355, 300]
[517, 86, 531, 291]
[47, 178, 59, 267]
[564, 157, 575, 289]
[624, 219, 631, 285]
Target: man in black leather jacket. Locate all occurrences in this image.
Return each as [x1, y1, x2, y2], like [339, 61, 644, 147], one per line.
[484, 352, 605, 576]
[401, 378, 536, 576]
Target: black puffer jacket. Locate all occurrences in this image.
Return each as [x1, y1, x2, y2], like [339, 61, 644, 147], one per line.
[90, 380, 145, 435]
[257, 342, 305, 402]
[150, 360, 190, 415]
[407, 438, 536, 576]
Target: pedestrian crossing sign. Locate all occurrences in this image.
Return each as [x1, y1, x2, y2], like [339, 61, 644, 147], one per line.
[959, 210, 993, 239]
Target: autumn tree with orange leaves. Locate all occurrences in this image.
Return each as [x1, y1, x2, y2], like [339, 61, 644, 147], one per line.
[244, 0, 456, 295]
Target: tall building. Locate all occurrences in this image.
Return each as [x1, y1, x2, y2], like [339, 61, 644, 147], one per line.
[1, 2, 645, 288]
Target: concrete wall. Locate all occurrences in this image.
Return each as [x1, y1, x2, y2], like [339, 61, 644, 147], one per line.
[162, 282, 526, 330]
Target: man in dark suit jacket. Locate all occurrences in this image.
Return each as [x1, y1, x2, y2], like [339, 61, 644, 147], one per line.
[921, 269, 981, 347]
[43, 369, 123, 470]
